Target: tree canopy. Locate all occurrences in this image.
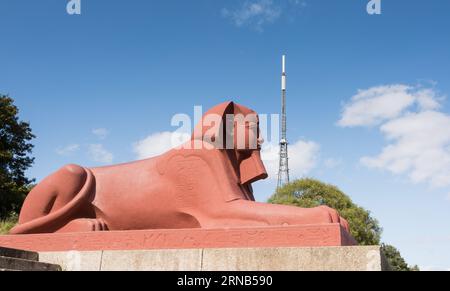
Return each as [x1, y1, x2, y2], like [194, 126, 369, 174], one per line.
[381, 244, 419, 271]
[0, 94, 35, 219]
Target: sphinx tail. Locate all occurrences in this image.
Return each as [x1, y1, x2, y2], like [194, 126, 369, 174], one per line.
[9, 168, 95, 235]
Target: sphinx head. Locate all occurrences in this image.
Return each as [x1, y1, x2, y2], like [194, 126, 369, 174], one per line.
[191, 101, 268, 184]
[192, 101, 264, 151]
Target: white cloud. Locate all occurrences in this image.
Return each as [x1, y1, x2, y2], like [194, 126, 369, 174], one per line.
[340, 84, 450, 188]
[222, 0, 305, 31]
[92, 128, 109, 140]
[338, 85, 441, 127]
[88, 144, 113, 164]
[133, 131, 191, 160]
[222, 0, 281, 31]
[261, 139, 320, 179]
[288, 0, 307, 6]
[56, 144, 80, 156]
[415, 88, 442, 110]
[361, 110, 450, 187]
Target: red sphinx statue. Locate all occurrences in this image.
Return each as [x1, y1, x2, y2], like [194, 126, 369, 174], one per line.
[10, 102, 349, 234]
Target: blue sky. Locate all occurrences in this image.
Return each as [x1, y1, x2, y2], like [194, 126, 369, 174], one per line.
[1, 0, 450, 270]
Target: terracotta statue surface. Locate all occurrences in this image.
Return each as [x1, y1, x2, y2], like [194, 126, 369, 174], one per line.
[10, 102, 349, 234]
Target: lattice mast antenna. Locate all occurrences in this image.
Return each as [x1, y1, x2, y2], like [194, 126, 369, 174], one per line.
[277, 55, 290, 189]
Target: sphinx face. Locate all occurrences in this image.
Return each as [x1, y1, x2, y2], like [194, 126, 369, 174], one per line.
[192, 101, 266, 153]
[233, 118, 264, 155]
[190, 101, 268, 185]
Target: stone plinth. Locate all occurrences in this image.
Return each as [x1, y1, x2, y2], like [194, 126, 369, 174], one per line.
[0, 224, 355, 252]
[0, 224, 385, 271]
[37, 246, 389, 271]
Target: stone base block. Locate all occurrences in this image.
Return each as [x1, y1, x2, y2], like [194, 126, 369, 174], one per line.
[38, 246, 390, 271]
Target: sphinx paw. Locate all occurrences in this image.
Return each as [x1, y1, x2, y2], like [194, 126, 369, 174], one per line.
[316, 206, 350, 231]
[57, 218, 109, 233]
[90, 218, 108, 231]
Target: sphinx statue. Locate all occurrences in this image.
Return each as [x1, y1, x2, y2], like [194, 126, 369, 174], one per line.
[10, 102, 349, 234]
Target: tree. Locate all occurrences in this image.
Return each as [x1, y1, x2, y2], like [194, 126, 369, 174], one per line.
[268, 178, 382, 245]
[0, 94, 35, 219]
[381, 244, 420, 271]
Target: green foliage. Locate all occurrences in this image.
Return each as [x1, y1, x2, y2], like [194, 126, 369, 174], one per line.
[0, 94, 35, 219]
[381, 244, 420, 271]
[0, 212, 18, 234]
[268, 178, 382, 245]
